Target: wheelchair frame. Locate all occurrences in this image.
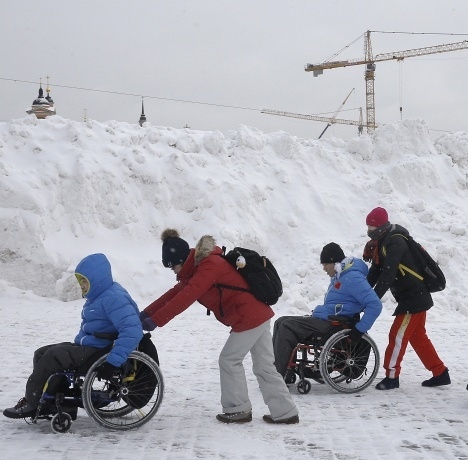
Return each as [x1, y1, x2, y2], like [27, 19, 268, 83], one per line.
[32, 350, 164, 433]
[287, 316, 380, 394]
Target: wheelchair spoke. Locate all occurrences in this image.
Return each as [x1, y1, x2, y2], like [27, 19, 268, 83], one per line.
[319, 330, 380, 393]
[82, 351, 164, 430]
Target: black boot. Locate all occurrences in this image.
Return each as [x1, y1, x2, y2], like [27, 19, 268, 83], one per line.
[422, 368, 451, 387]
[3, 398, 37, 419]
[375, 377, 399, 390]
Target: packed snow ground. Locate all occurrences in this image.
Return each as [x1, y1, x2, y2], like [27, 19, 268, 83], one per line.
[1, 115, 468, 459]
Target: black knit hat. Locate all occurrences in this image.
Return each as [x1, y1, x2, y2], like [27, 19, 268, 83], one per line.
[161, 229, 190, 268]
[320, 242, 345, 264]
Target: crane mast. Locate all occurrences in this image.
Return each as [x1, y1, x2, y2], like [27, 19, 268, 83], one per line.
[364, 31, 376, 130]
[305, 31, 468, 133]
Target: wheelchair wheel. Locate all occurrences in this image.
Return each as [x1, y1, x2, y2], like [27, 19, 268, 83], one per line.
[297, 379, 312, 394]
[51, 412, 72, 433]
[82, 351, 164, 430]
[319, 329, 379, 394]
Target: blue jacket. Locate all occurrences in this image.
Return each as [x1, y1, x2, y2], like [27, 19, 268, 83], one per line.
[312, 258, 382, 334]
[74, 253, 143, 366]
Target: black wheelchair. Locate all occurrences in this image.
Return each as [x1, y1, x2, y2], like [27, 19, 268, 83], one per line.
[29, 334, 164, 433]
[286, 315, 380, 394]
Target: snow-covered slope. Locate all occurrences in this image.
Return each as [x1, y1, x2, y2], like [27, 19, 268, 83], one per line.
[1, 115, 467, 317]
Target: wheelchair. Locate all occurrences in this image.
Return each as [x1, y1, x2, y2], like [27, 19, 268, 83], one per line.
[30, 345, 163, 433]
[286, 315, 380, 394]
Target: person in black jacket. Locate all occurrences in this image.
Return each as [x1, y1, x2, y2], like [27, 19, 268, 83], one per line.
[363, 207, 450, 390]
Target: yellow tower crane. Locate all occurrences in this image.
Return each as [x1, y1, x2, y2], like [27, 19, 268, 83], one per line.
[262, 88, 372, 138]
[262, 106, 368, 137]
[305, 31, 468, 133]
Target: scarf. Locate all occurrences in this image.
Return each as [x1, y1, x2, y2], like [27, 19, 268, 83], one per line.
[363, 240, 379, 264]
[364, 223, 392, 264]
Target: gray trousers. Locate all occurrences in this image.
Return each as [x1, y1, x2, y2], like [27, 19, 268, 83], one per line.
[218, 320, 298, 421]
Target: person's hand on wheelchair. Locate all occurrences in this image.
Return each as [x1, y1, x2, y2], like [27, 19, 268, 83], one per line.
[96, 361, 123, 381]
[347, 327, 364, 343]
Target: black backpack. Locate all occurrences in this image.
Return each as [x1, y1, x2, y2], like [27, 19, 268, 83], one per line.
[396, 234, 446, 293]
[137, 332, 159, 365]
[125, 333, 160, 409]
[214, 247, 283, 305]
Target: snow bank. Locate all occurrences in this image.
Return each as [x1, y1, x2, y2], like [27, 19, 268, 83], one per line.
[0, 115, 467, 317]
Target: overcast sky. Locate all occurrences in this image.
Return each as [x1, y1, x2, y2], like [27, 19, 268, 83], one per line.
[2, 0, 468, 140]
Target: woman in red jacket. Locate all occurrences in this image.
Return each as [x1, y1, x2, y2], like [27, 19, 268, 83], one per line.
[141, 229, 298, 425]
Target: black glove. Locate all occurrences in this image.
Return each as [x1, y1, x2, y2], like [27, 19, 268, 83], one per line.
[347, 327, 364, 343]
[96, 361, 122, 381]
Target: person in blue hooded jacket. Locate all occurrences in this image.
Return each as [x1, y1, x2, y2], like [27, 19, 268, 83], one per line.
[272, 243, 382, 379]
[3, 253, 143, 420]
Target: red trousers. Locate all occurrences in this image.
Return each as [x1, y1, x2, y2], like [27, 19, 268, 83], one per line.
[383, 311, 446, 379]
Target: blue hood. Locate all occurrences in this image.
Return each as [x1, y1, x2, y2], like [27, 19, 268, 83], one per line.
[338, 258, 368, 278]
[75, 253, 113, 301]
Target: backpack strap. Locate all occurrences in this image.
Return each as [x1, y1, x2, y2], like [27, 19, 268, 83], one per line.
[214, 247, 252, 294]
[398, 263, 424, 280]
[212, 283, 251, 317]
[387, 233, 424, 281]
[212, 248, 253, 315]
[212, 284, 251, 318]
[213, 283, 250, 293]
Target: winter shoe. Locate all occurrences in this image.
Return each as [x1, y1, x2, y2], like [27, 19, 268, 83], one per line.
[263, 414, 299, 424]
[375, 377, 400, 390]
[216, 411, 252, 424]
[3, 398, 37, 419]
[422, 368, 451, 387]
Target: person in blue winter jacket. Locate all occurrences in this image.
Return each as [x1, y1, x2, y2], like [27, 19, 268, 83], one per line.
[3, 253, 143, 420]
[272, 242, 382, 379]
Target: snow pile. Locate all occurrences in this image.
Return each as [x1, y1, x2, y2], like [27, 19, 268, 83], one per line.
[0, 115, 467, 317]
[2, 115, 468, 460]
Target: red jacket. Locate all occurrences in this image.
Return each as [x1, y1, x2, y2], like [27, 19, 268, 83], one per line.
[144, 235, 274, 332]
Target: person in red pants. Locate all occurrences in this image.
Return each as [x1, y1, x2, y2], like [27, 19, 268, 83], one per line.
[363, 207, 450, 390]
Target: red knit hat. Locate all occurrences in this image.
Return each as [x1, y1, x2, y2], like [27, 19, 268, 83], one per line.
[366, 207, 389, 227]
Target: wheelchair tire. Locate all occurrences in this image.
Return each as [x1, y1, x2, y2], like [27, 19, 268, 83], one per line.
[319, 329, 380, 394]
[51, 412, 72, 433]
[297, 380, 311, 394]
[82, 350, 164, 430]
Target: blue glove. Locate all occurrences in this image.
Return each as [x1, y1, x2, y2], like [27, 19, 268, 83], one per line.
[347, 327, 364, 343]
[97, 361, 122, 381]
[142, 317, 157, 331]
[140, 311, 149, 322]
